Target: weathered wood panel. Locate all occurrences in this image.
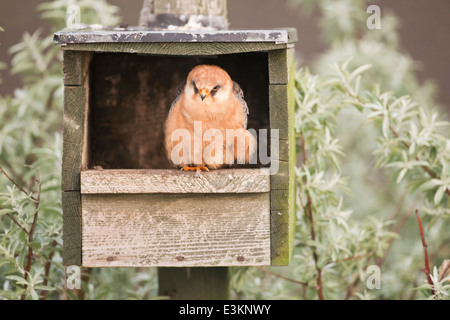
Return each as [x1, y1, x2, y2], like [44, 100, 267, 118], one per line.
[81, 168, 270, 194]
[62, 51, 90, 191]
[272, 137, 290, 162]
[269, 84, 289, 140]
[62, 86, 86, 191]
[63, 51, 92, 86]
[82, 193, 271, 267]
[270, 209, 290, 264]
[61, 42, 292, 56]
[270, 189, 289, 211]
[269, 48, 295, 85]
[54, 29, 297, 45]
[286, 56, 297, 265]
[269, 55, 297, 265]
[62, 52, 90, 266]
[62, 191, 82, 266]
[270, 160, 290, 190]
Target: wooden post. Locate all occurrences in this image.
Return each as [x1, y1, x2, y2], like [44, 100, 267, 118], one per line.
[158, 268, 230, 300]
[141, 0, 232, 300]
[138, 0, 154, 27]
[139, 0, 228, 30]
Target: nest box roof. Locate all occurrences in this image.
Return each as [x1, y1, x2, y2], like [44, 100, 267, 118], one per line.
[53, 27, 297, 45]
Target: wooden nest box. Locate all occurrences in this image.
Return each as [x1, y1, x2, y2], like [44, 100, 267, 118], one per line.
[55, 27, 297, 267]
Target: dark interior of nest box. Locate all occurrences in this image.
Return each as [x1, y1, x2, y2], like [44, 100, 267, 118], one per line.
[88, 52, 270, 170]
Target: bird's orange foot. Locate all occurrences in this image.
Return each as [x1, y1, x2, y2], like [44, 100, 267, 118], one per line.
[181, 166, 209, 173]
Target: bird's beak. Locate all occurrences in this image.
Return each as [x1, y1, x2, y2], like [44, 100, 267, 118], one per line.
[200, 89, 209, 101]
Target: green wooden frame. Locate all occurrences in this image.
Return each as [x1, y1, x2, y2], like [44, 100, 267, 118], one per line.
[59, 32, 296, 267]
[268, 48, 296, 265]
[61, 50, 92, 265]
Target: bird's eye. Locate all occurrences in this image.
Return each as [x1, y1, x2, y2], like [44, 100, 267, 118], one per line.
[212, 85, 220, 92]
[192, 81, 199, 94]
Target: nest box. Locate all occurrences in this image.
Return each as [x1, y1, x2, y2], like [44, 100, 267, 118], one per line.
[55, 27, 297, 267]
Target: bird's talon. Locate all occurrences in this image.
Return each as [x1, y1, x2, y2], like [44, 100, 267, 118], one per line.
[181, 166, 209, 173]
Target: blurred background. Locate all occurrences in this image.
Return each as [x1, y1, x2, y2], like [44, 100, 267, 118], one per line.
[1, 0, 449, 112]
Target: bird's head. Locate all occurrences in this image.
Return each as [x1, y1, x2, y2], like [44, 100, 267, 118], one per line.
[184, 65, 232, 105]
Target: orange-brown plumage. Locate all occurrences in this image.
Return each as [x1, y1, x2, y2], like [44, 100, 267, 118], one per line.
[164, 65, 256, 171]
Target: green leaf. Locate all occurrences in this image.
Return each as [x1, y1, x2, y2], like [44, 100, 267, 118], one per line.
[434, 185, 446, 205]
[6, 275, 28, 286]
[420, 179, 442, 191]
[0, 208, 13, 216]
[316, 256, 329, 269]
[35, 285, 56, 291]
[28, 241, 43, 250]
[382, 115, 389, 138]
[396, 168, 408, 183]
[30, 288, 39, 300]
[429, 147, 437, 161]
[0, 289, 25, 300]
[349, 64, 372, 81]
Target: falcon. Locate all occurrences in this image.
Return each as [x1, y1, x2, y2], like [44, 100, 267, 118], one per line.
[164, 65, 257, 173]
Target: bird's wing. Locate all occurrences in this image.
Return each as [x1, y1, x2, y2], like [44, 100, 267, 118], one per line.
[169, 80, 187, 111]
[232, 81, 249, 129]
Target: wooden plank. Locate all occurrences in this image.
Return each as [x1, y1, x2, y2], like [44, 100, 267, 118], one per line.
[270, 160, 289, 190]
[62, 51, 92, 171]
[269, 48, 295, 85]
[269, 84, 289, 140]
[61, 42, 291, 56]
[80, 168, 270, 194]
[288, 59, 297, 171]
[81, 193, 271, 267]
[271, 170, 295, 265]
[62, 191, 82, 266]
[63, 51, 92, 86]
[288, 174, 296, 261]
[62, 86, 86, 191]
[270, 58, 296, 265]
[54, 29, 297, 45]
[62, 49, 90, 192]
[287, 56, 297, 264]
[272, 137, 290, 162]
[63, 86, 85, 143]
[270, 189, 289, 211]
[62, 140, 82, 192]
[270, 209, 290, 265]
[158, 267, 229, 300]
[81, 81, 90, 172]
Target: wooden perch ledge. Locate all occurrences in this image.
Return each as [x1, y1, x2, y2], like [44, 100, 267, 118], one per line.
[80, 168, 270, 194]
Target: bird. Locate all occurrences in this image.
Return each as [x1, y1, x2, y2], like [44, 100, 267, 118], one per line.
[164, 65, 257, 173]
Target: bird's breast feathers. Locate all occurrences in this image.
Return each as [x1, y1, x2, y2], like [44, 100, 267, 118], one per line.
[179, 94, 245, 129]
